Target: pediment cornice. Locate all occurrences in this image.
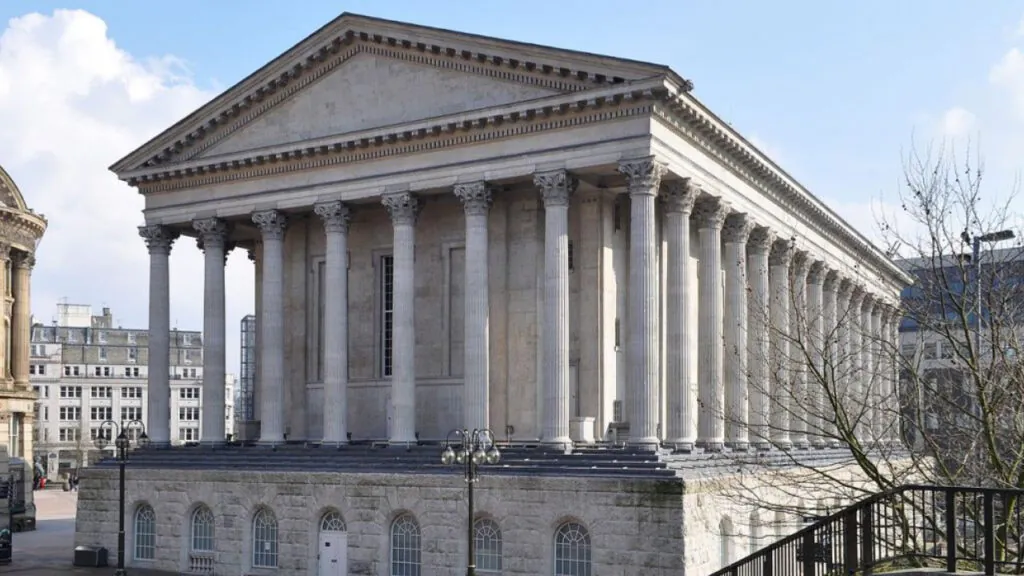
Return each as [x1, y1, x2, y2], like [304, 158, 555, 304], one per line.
[110, 14, 687, 175]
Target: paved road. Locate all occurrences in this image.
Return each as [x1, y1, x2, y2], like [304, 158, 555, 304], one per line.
[5, 490, 171, 575]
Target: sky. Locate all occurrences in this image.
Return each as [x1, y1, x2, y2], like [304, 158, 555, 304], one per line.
[1, 0, 1024, 376]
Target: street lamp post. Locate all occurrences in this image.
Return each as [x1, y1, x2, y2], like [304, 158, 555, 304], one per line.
[970, 230, 1016, 356]
[94, 419, 148, 576]
[441, 429, 501, 576]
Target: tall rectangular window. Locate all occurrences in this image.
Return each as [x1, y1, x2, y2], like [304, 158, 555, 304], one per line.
[380, 254, 395, 378]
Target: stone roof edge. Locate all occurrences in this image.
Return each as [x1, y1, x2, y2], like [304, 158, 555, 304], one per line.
[658, 84, 914, 291]
[109, 13, 684, 176]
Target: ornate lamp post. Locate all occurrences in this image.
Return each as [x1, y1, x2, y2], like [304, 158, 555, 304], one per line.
[94, 419, 148, 576]
[441, 429, 501, 576]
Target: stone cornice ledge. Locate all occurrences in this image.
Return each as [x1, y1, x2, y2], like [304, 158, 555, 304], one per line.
[654, 82, 912, 289]
[120, 76, 668, 184]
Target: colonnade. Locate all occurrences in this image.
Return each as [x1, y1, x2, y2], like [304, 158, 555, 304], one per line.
[138, 158, 900, 450]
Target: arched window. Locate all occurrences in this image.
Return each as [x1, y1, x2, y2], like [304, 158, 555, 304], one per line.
[252, 508, 278, 569]
[553, 521, 591, 576]
[321, 510, 346, 532]
[191, 506, 215, 552]
[473, 518, 502, 574]
[132, 504, 156, 561]
[188, 505, 215, 573]
[390, 513, 421, 576]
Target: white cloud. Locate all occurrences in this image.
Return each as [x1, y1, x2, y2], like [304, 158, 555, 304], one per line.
[938, 107, 977, 138]
[0, 10, 254, 374]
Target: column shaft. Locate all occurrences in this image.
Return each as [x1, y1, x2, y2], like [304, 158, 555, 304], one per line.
[252, 210, 288, 444]
[695, 196, 730, 450]
[619, 159, 666, 449]
[769, 240, 794, 448]
[859, 295, 874, 442]
[662, 181, 698, 449]
[821, 271, 840, 446]
[747, 228, 774, 449]
[11, 253, 33, 389]
[315, 202, 351, 444]
[194, 218, 229, 444]
[870, 304, 884, 444]
[455, 183, 492, 432]
[534, 171, 576, 447]
[723, 214, 753, 449]
[790, 253, 810, 448]
[806, 262, 826, 447]
[846, 289, 864, 441]
[887, 310, 901, 444]
[139, 226, 178, 446]
[382, 193, 419, 444]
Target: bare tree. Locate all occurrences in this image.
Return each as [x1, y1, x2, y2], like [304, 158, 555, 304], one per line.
[717, 143, 1024, 565]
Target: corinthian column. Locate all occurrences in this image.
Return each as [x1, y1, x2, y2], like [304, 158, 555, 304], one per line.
[723, 213, 753, 449]
[382, 192, 419, 445]
[252, 210, 288, 444]
[193, 218, 230, 444]
[534, 171, 576, 448]
[747, 227, 774, 450]
[835, 280, 855, 436]
[454, 182, 492, 432]
[887, 306, 902, 444]
[661, 180, 699, 450]
[139, 225, 179, 446]
[314, 201, 351, 445]
[694, 195, 730, 451]
[859, 294, 875, 442]
[618, 158, 667, 449]
[769, 239, 794, 449]
[806, 261, 826, 447]
[870, 300, 884, 444]
[846, 287, 864, 439]
[790, 251, 810, 448]
[11, 252, 34, 389]
[821, 269, 840, 447]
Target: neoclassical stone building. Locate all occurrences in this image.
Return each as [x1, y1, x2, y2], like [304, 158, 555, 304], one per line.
[0, 164, 47, 529]
[75, 14, 910, 575]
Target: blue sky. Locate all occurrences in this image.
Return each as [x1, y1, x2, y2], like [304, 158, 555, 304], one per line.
[1, 1, 1022, 374]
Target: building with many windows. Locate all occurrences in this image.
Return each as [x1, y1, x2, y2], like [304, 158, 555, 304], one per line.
[76, 14, 909, 575]
[31, 304, 234, 479]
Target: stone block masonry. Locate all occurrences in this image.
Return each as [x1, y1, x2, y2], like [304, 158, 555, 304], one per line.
[74, 466, 688, 575]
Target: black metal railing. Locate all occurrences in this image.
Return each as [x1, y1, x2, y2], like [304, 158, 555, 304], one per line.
[711, 485, 1024, 576]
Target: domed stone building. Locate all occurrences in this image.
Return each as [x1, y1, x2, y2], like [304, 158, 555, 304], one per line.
[0, 165, 47, 530]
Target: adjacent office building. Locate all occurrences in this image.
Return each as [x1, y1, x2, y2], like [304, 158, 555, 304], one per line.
[30, 304, 234, 478]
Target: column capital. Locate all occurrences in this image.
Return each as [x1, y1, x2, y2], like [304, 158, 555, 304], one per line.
[382, 192, 420, 226]
[722, 213, 753, 244]
[837, 278, 854, 301]
[807, 261, 826, 285]
[747, 226, 775, 255]
[138, 225, 179, 255]
[661, 179, 700, 214]
[769, 238, 795, 267]
[822, 269, 840, 292]
[314, 201, 352, 234]
[618, 157, 667, 195]
[791, 251, 811, 280]
[252, 210, 288, 241]
[871, 299, 885, 319]
[534, 170, 577, 207]
[860, 292, 875, 312]
[193, 218, 230, 249]
[693, 196, 730, 230]
[12, 252, 35, 271]
[454, 182, 492, 216]
[849, 286, 865, 308]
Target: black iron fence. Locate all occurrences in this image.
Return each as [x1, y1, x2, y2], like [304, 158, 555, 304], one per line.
[711, 485, 1024, 576]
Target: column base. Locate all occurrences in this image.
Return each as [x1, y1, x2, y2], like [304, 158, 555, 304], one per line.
[753, 442, 773, 451]
[664, 440, 695, 453]
[388, 437, 418, 447]
[199, 440, 226, 447]
[627, 437, 660, 452]
[696, 440, 725, 452]
[771, 440, 793, 450]
[541, 436, 574, 453]
[322, 440, 350, 448]
[726, 441, 750, 451]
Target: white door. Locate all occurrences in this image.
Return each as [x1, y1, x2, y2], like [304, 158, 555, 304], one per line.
[317, 531, 346, 576]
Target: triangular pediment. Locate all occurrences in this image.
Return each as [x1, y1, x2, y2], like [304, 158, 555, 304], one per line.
[198, 50, 562, 159]
[111, 13, 678, 175]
